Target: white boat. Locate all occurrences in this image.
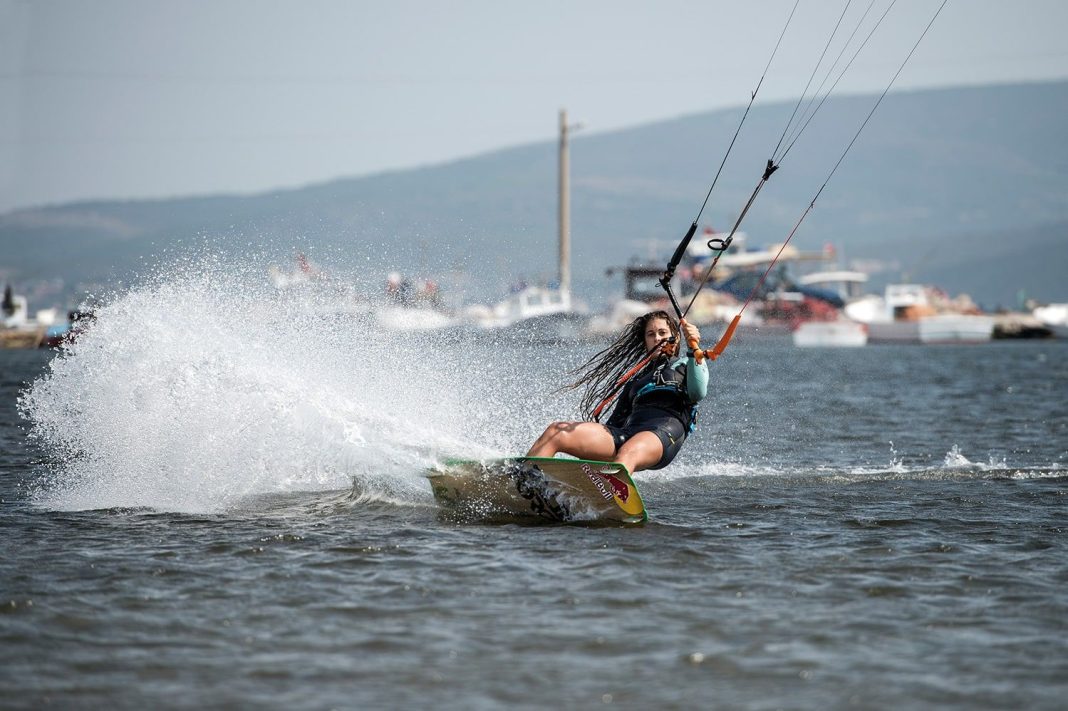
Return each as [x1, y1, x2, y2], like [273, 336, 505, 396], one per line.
[786, 270, 869, 347]
[846, 284, 995, 344]
[992, 312, 1055, 339]
[1033, 303, 1068, 338]
[1, 286, 64, 349]
[375, 305, 458, 332]
[866, 313, 995, 343]
[468, 286, 585, 332]
[792, 320, 868, 347]
[468, 109, 588, 339]
[795, 270, 869, 302]
[585, 298, 652, 339]
[586, 263, 756, 339]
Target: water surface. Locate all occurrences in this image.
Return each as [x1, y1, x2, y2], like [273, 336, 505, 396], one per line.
[2, 275, 1066, 709]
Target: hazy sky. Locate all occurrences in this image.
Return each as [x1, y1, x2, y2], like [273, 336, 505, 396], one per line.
[2, 0, 1067, 213]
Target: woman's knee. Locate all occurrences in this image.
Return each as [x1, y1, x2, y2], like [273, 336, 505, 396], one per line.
[545, 421, 579, 439]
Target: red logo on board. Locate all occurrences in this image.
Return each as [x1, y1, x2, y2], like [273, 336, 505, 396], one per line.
[601, 473, 630, 503]
[582, 463, 630, 503]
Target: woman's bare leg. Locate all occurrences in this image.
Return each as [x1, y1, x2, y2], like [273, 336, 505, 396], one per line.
[526, 421, 617, 461]
[612, 431, 664, 474]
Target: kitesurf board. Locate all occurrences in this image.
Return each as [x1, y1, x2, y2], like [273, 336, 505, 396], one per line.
[428, 457, 646, 524]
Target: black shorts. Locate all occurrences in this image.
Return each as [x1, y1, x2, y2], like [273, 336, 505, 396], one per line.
[603, 412, 688, 470]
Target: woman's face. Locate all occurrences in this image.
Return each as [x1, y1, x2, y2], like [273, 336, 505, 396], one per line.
[643, 318, 673, 352]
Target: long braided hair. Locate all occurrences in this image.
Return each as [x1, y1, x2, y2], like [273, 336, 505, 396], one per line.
[563, 310, 680, 420]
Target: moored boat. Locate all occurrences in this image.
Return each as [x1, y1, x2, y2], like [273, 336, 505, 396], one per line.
[1032, 303, 1068, 338]
[2, 285, 66, 349]
[792, 320, 868, 347]
[465, 285, 586, 339]
[846, 284, 994, 344]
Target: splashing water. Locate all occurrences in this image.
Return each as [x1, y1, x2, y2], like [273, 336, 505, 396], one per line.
[943, 444, 973, 469]
[19, 255, 516, 513]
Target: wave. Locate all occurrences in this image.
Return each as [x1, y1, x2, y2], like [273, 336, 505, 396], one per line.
[634, 448, 1065, 486]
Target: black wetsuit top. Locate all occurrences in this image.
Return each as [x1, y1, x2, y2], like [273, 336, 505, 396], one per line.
[602, 354, 707, 469]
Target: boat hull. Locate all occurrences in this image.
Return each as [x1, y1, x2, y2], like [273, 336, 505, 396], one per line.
[867, 314, 995, 344]
[793, 320, 867, 347]
[0, 328, 45, 349]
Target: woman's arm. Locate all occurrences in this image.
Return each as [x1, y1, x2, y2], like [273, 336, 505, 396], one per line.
[686, 355, 709, 402]
[680, 319, 709, 402]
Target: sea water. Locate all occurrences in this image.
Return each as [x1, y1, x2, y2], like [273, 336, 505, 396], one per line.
[2, 257, 1066, 709]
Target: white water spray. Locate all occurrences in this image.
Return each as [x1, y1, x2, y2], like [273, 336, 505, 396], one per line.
[20, 254, 524, 512]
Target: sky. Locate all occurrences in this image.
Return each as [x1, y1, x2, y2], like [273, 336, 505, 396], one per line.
[2, 0, 1067, 213]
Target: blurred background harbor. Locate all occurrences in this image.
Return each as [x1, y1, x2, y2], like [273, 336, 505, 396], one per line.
[7, 230, 1065, 351]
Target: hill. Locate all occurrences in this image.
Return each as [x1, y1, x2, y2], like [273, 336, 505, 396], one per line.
[2, 80, 1066, 308]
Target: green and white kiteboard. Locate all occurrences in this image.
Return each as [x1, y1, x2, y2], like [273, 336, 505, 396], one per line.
[427, 457, 647, 524]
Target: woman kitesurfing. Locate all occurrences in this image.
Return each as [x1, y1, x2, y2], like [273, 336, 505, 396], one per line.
[430, 0, 951, 522]
[518, 3, 800, 480]
[527, 311, 708, 474]
[526, 0, 951, 480]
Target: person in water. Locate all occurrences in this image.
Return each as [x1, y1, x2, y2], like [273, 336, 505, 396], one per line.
[527, 310, 708, 473]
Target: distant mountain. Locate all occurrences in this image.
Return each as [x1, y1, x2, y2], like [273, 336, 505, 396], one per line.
[853, 219, 1068, 310]
[2, 80, 1066, 307]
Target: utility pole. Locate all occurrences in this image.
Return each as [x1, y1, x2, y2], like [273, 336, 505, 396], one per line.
[558, 109, 584, 299]
[558, 108, 571, 298]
